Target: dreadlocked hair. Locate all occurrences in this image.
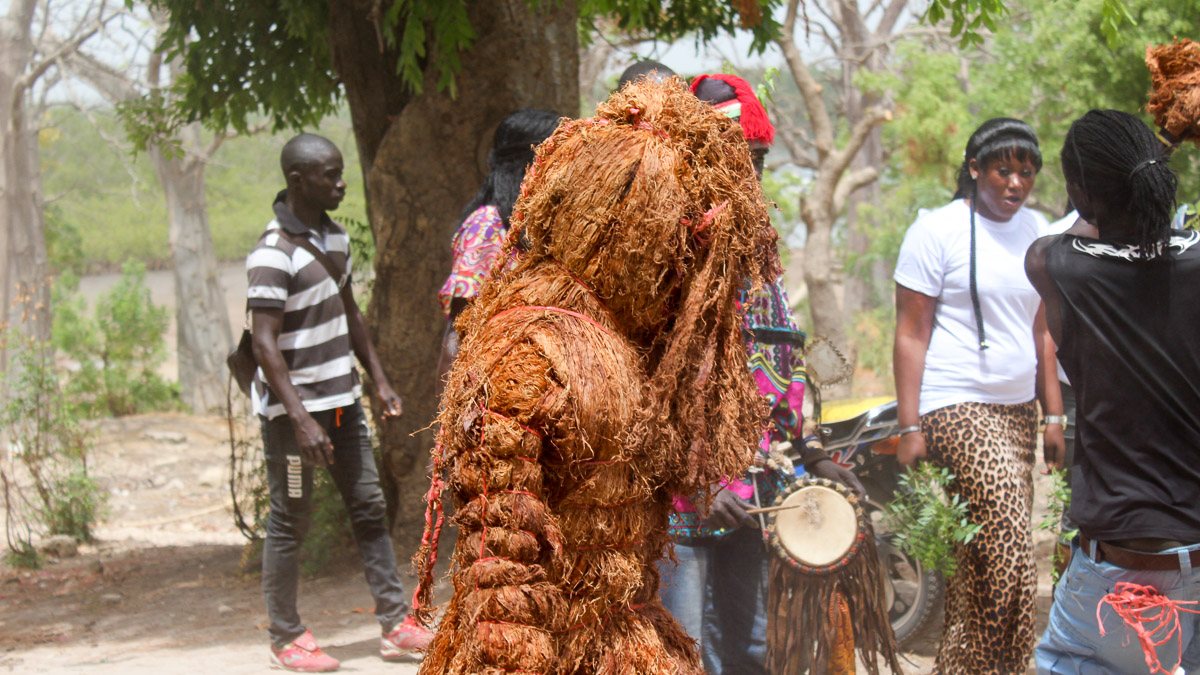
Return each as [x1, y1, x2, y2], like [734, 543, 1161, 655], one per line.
[953, 117, 1042, 351]
[1062, 110, 1178, 260]
[460, 108, 562, 225]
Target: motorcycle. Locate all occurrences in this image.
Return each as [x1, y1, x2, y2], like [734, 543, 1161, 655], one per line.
[787, 395, 945, 648]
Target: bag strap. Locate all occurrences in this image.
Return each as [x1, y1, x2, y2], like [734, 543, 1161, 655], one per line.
[243, 227, 353, 328]
[272, 227, 351, 300]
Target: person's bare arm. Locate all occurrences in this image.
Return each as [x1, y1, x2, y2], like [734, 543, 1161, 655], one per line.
[894, 284, 937, 467]
[434, 298, 469, 405]
[1026, 235, 1068, 469]
[343, 288, 402, 419]
[1034, 304, 1066, 469]
[252, 308, 334, 465]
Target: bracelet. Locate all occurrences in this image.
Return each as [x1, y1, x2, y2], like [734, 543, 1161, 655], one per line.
[897, 425, 921, 436]
[799, 434, 831, 468]
[1043, 414, 1067, 426]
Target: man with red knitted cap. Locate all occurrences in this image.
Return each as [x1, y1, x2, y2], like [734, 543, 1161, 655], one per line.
[658, 73, 860, 674]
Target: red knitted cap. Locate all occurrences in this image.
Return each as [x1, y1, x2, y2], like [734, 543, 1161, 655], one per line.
[689, 73, 775, 146]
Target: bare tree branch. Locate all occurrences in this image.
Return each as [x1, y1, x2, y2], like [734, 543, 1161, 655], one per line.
[875, 0, 910, 43]
[8, 0, 38, 35]
[13, 3, 118, 101]
[779, 0, 836, 160]
[56, 44, 135, 101]
[833, 166, 880, 214]
[827, 105, 891, 180]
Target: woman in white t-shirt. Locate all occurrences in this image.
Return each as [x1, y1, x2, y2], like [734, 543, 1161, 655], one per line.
[892, 117, 1064, 674]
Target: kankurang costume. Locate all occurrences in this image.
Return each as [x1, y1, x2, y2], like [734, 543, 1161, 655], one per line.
[413, 81, 778, 674]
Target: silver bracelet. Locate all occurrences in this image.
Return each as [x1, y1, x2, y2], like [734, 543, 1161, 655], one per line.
[1043, 414, 1067, 426]
[898, 425, 921, 436]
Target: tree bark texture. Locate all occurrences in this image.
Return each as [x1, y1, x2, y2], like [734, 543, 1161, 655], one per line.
[150, 131, 233, 414]
[0, 0, 51, 382]
[329, 0, 580, 553]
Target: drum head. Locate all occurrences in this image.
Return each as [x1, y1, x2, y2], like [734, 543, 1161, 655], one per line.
[775, 484, 857, 567]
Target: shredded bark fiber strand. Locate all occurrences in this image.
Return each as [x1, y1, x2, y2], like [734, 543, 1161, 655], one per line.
[1146, 39, 1200, 144]
[412, 79, 778, 674]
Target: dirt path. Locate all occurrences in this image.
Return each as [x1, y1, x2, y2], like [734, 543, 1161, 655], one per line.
[0, 413, 421, 674]
[1, 412, 1060, 674]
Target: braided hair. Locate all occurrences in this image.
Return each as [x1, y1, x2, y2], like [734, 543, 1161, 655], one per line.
[461, 108, 562, 224]
[955, 118, 1042, 350]
[1061, 110, 1178, 259]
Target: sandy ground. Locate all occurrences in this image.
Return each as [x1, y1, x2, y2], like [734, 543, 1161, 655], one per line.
[0, 412, 424, 674]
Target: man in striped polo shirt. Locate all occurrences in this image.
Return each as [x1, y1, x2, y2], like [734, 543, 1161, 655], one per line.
[247, 134, 430, 672]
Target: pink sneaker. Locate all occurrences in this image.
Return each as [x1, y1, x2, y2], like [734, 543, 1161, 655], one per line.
[269, 631, 340, 672]
[380, 616, 433, 661]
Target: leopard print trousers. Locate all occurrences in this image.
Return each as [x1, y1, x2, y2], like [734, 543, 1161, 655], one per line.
[923, 400, 1038, 675]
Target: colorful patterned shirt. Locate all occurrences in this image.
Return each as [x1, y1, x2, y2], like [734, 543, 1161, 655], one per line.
[438, 205, 507, 317]
[669, 277, 807, 539]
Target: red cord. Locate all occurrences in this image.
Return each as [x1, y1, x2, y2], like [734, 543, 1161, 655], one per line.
[1097, 582, 1200, 674]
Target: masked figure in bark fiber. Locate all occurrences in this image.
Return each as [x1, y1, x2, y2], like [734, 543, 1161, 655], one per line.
[411, 79, 779, 673]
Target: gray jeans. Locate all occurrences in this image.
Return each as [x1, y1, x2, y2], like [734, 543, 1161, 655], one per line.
[261, 401, 408, 648]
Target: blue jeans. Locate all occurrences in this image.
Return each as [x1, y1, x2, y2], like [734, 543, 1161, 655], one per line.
[1036, 539, 1200, 674]
[658, 527, 768, 674]
[261, 402, 409, 648]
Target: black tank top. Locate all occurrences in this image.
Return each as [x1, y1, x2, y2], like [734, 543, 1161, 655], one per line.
[1046, 231, 1200, 543]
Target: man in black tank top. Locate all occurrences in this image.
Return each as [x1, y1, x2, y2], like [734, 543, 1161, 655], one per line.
[1028, 110, 1200, 674]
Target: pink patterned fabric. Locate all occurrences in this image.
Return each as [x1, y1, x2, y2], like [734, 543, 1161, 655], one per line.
[670, 279, 806, 535]
[438, 205, 507, 318]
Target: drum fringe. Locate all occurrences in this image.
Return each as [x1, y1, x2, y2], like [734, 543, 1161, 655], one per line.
[767, 530, 902, 674]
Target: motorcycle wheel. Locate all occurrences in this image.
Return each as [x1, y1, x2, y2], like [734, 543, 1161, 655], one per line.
[865, 499, 945, 648]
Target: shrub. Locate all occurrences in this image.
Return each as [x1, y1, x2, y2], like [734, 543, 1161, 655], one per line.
[883, 462, 982, 577]
[1, 337, 106, 544]
[53, 262, 179, 417]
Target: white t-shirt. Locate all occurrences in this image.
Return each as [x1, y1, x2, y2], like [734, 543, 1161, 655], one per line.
[894, 200, 1050, 415]
[1047, 211, 1078, 386]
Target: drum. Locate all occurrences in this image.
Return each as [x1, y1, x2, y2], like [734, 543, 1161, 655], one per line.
[765, 476, 900, 675]
[768, 477, 866, 575]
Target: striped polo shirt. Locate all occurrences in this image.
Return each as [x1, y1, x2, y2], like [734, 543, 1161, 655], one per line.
[246, 192, 361, 419]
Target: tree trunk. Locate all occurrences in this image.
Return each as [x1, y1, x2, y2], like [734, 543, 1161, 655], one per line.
[802, 196, 852, 398]
[329, 0, 579, 553]
[149, 129, 232, 413]
[0, 0, 49, 382]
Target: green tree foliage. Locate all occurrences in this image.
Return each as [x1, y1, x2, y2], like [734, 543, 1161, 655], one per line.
[884, 462, 983, 577]
[143, 0, 785, 134]
[860, 0, 1198, 281]
[39, 107, 366, 271]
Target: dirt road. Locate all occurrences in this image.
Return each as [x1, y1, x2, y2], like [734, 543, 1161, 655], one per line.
[0, 413, 421, 674]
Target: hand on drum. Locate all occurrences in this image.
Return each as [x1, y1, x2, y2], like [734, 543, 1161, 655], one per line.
[702, 489, 758, 531]
[807, 458, 866, 497]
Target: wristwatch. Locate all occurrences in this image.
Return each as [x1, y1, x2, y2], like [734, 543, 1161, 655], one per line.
[1043, 414, 1067, 426]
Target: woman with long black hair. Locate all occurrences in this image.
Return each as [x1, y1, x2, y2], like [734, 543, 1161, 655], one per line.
[893, 118, 1064, 673]
[435, 108, 561, 385]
